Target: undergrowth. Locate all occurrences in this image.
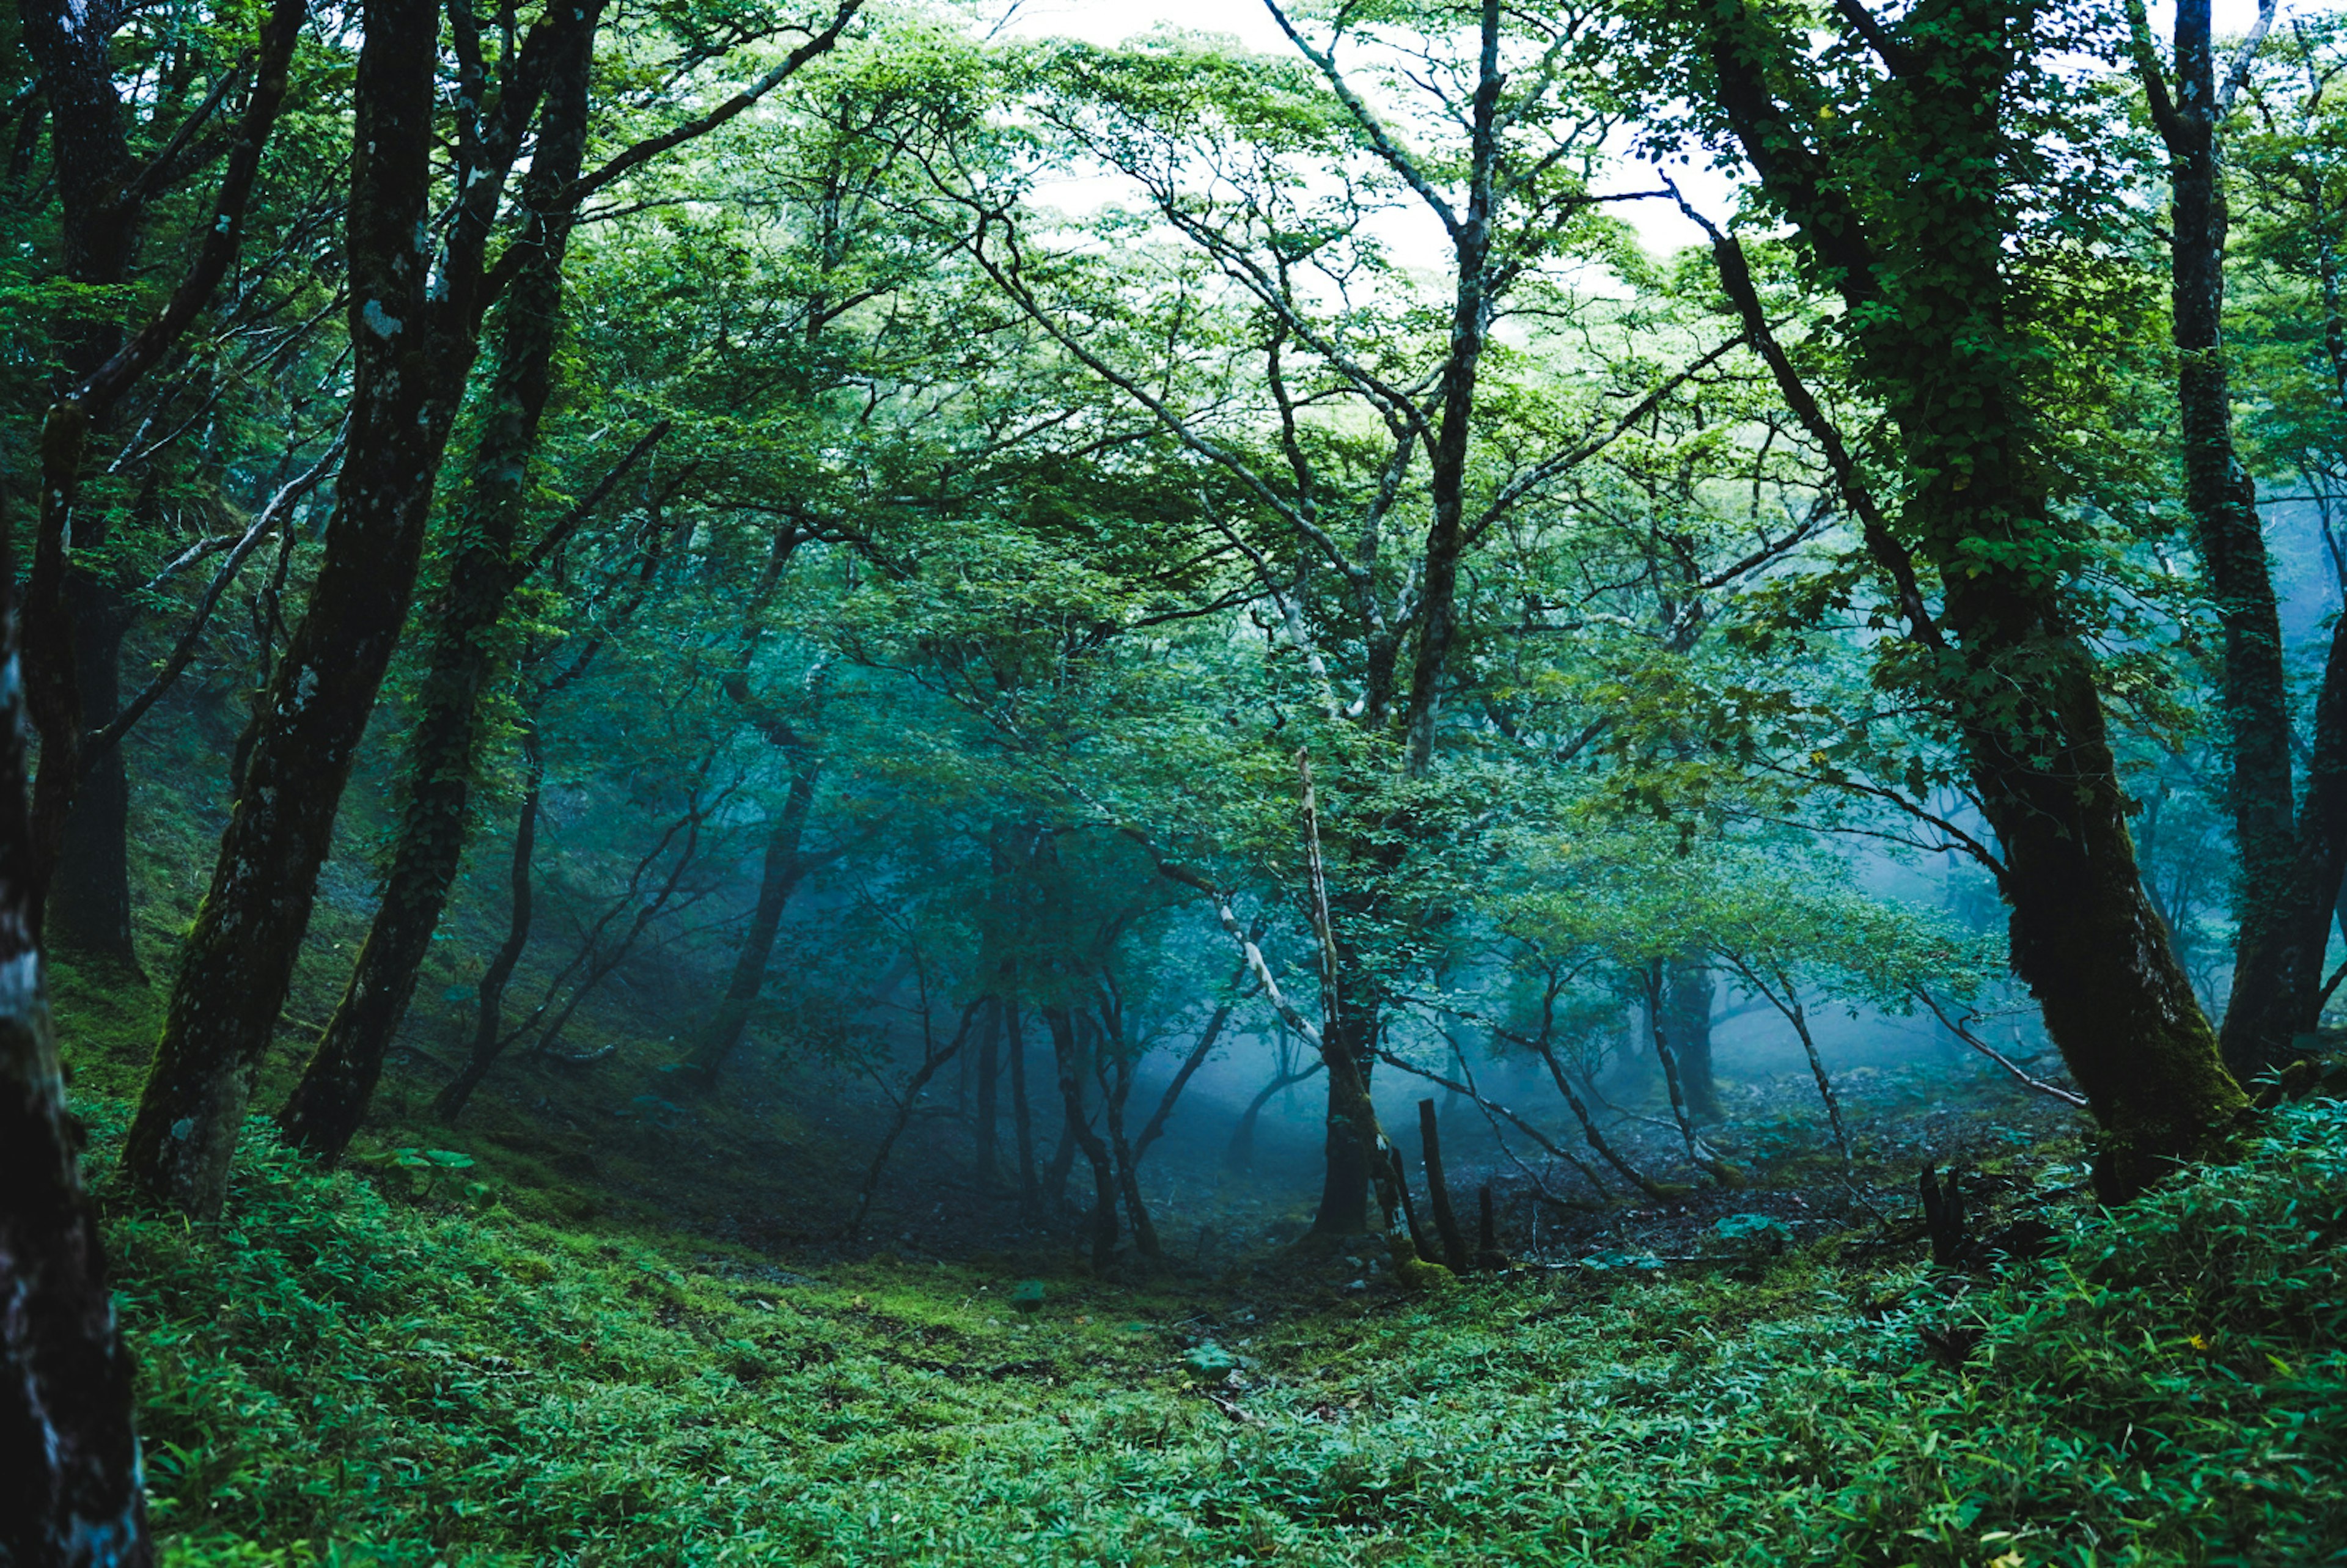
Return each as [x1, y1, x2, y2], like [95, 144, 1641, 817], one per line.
[90, 1096, 2347, 1566]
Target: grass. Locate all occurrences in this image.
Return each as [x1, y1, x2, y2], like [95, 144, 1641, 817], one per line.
[76, 1080, 2347, 1567]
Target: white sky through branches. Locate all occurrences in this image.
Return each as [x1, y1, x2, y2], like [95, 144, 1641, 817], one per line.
[997, 0, 2287, 258]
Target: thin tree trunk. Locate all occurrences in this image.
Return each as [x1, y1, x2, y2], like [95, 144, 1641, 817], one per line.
[1647, 959, 1741, 1187]
[974, 997, 1001, 1192]
[2137, 0, 2302, 1077]
[1007, 998, 1038, 1214]
[120, 0, 575, 1216]
[279, 8, 605, 1160]
[688, 744, 818, 1082]
[1100, 1051, 1160, 1259]
[1417, 1097, 1470, 1272]
[1224, 1061, 1320, 1173]
[1044, 1004, 1117, 1267]
[846, 999, 980, 1240]
[432, 724, 543, 1122]
[1663, 953, 1721, 1122]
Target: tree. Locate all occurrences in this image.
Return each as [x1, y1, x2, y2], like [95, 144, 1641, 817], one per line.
[1667, 0, 2246, 1196]
[120, 0, 589, 1215]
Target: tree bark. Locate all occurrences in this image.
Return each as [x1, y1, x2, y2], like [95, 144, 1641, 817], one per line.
[278, 5, 604, 1160]
[120, 0, 575, 1215]
[0, 489, 151, 1564]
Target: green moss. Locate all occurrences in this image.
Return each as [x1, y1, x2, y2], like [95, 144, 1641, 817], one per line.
[83, 1090, 2347, 1566]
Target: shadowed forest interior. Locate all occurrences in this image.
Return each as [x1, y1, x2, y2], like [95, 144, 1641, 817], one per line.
[5, 0, 2347, 1562]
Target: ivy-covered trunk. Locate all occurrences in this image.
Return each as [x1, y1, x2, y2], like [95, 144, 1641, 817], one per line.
[1695, 0, 2246, 1198]
[277, 4, 603, 1161]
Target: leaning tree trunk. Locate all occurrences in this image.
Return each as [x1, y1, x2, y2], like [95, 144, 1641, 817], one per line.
[688, 746, 818, 1083]
[0, 498, 151, 1565]
[120, 0, 568, 1215]
[277, 10, 603, 1160]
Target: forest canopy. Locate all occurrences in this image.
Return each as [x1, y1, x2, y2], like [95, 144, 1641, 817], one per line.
[4, 0, 2347, 1561]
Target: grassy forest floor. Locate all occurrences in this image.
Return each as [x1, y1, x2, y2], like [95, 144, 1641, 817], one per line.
[51, 964, 2347, 1567]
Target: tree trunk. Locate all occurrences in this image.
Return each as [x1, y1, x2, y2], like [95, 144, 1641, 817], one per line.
[1043, 1004, 1117, 1267]
[2142, 0, 2305, 1079]
[432, 724, 542, 1123]
[120, 0, 565, 1215]
[0, 500, 151, 1565]
[1662, 952, 1721, 1122]
[20, 0, 305, 945]
[1309, 1011, 1376, 1234]
[688, 746, 818, 1082]
[278, 8, 602, 1160]
[1417, 1097, 1470, 1272]
[1398, 0, 1503, 779]
[1007, 998, 1038, 1214]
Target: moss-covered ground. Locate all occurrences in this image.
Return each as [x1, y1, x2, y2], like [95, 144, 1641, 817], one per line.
[56, 987, 2347, 1567]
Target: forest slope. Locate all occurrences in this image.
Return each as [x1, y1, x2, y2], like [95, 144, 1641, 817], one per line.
[86, 1080, 2347, 1567]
